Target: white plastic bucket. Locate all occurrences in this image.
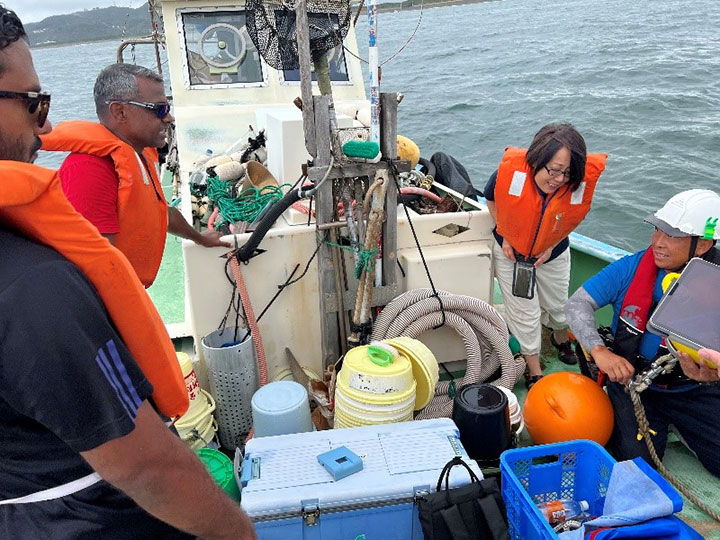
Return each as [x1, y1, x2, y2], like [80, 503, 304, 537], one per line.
[177, 352, 201, 402]
[176, 390, 218, 449]
[251, 381, 313, 437]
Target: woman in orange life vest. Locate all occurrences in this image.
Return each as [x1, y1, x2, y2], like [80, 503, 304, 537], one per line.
[484, 123, 606, 388]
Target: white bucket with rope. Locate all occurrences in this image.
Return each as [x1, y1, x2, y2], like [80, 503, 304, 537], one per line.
[175, 389, 218, 450]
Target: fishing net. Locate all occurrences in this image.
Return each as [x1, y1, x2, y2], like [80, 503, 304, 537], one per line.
[245, 0, 351, 71]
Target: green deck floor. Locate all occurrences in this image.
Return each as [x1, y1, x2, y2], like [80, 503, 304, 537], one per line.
[146, 183, 185, 325]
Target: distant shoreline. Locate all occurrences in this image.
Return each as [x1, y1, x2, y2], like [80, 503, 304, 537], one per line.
[377, 0, 494, 12]
[32, 36, 146, 51]
[32, 0, 492, 50]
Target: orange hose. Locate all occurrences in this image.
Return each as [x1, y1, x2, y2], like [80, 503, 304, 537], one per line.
[207, 206, 220, 231]
[228, 255, 268, 387]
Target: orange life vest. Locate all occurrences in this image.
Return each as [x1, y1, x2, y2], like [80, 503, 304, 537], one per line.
[494, 147, 607, 258]
[0, 161, 188, 418]
[41, 121, 168, 288]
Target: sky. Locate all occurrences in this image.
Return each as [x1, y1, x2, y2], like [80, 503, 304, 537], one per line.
[7, 1, 147, 24]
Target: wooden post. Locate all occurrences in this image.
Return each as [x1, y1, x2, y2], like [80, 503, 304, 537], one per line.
[313, 95, 340, 368]
[295, 0, 317, 157]
[380, 93, 398, 289]
[380, 93, 398, 160]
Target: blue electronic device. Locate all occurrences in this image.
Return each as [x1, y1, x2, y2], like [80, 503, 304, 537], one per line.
[317, 446, 363, 480]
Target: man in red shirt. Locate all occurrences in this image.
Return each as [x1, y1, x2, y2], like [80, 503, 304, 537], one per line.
[42, 63, 229, 287]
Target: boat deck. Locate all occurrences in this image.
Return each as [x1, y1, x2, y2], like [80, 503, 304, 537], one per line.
[149, 181, 720, 534]
[511, 333, 720, 538]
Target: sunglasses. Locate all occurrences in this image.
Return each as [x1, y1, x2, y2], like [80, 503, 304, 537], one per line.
[108, 100, 172, 119]
[0, 90, 51, 128]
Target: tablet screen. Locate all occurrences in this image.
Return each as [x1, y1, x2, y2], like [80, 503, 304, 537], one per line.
[648, 258, 720, 350]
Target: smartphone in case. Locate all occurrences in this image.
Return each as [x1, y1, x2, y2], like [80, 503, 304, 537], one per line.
[512, 258, 537, 300]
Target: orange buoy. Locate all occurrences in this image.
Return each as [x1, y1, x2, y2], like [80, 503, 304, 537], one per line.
[523, 372, 614, 445]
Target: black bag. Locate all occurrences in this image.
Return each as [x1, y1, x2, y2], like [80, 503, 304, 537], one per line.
[417, 456, 510, 540]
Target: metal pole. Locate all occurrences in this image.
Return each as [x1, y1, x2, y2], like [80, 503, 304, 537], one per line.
[367, 0, 380, 144]
[148, 0, 163, 77]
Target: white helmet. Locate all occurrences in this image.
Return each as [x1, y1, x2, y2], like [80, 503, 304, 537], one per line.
[644, 189, 720, 240]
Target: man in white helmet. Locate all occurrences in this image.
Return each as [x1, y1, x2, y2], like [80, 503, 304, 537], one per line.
[565, 189, 720, 476]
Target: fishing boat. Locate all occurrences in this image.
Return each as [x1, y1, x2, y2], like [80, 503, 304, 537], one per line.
[119, 0, 720, 536]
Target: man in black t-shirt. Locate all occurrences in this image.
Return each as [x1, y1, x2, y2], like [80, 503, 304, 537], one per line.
[0, 8, 256, 540]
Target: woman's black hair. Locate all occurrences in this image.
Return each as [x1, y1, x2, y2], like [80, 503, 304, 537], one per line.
[0, 5, 26, 55]
[525, 123, 587, 192]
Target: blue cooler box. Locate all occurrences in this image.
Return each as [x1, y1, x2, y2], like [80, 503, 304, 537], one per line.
[240, 418, 482, 540]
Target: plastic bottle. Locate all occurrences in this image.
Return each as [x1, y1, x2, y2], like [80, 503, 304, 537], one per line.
[193, 148, 214, 169]
[537, 499, 589, 525]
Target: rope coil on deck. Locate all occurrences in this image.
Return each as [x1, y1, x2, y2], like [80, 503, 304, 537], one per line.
[630, 377, 720, 522]
[370, 288, 525, 419]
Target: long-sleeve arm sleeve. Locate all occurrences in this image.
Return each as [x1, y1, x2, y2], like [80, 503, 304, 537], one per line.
[565, 286, 605, 352]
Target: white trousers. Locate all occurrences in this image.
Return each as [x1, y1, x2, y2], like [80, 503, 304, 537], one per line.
[492, 241, 571, 356]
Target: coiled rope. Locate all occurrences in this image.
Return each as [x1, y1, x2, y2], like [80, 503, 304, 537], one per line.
[371, 288, 525, 419]
[206, 176, 289, 225]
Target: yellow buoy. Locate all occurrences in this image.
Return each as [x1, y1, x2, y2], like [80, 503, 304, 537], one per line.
[397, 135, 420, 169]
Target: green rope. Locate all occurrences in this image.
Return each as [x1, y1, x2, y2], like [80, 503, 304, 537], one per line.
[321, 235, 379, 279]
[206, 175, 289, 225]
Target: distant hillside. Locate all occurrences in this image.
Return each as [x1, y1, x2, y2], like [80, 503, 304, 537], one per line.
[25, 4, 153, 48]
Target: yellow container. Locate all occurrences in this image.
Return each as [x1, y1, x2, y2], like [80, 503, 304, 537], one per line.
[335, 386, 416, 414]
[334, 345, 417, 428]
[334, 404, 413, 429]
[383, 337, 439, 410]
[340, 345, 414, 397]
[271, 366, 321, 383]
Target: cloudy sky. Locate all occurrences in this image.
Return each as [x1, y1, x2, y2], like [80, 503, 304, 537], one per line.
[8, 1, 147, 24]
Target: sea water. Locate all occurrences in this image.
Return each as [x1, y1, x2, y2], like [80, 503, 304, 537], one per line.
[32, 0, 720, 253]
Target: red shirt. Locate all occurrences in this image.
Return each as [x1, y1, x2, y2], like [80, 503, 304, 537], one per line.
[59, 153, 120, 234]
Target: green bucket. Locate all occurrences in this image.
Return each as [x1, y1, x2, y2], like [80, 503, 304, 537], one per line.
[196, 448, 241, 502]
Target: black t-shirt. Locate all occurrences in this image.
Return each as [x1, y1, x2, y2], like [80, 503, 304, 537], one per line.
[0, 230, 193, 540]
[484, 170, 570, 262]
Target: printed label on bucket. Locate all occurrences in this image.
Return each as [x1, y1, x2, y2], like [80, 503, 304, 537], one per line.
[348, 372, 404, 394]
[185, 370, 200, 401]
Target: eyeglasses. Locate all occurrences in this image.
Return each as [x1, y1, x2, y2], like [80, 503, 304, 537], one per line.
[544, 165, 571, 179]
[107, 100, 172, 119]
[0, 90, 51, 127]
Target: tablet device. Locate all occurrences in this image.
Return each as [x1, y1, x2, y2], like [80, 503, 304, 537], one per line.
[647, 258, 720, 367]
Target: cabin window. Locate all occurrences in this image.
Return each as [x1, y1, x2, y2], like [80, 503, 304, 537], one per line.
[181, 11, 264, 86]
[273, 11, 350, 83]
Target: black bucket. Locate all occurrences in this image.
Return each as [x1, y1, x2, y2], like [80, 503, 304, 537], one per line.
[452, 384, 511, 462]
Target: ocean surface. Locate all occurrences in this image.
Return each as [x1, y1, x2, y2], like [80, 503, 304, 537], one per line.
[32, 0, 720, 253]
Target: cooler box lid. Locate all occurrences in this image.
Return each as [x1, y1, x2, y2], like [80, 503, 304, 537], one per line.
[240, 418, 482, 518]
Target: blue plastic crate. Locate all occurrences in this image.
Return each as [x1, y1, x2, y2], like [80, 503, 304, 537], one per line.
[500, 440, 616, 540]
